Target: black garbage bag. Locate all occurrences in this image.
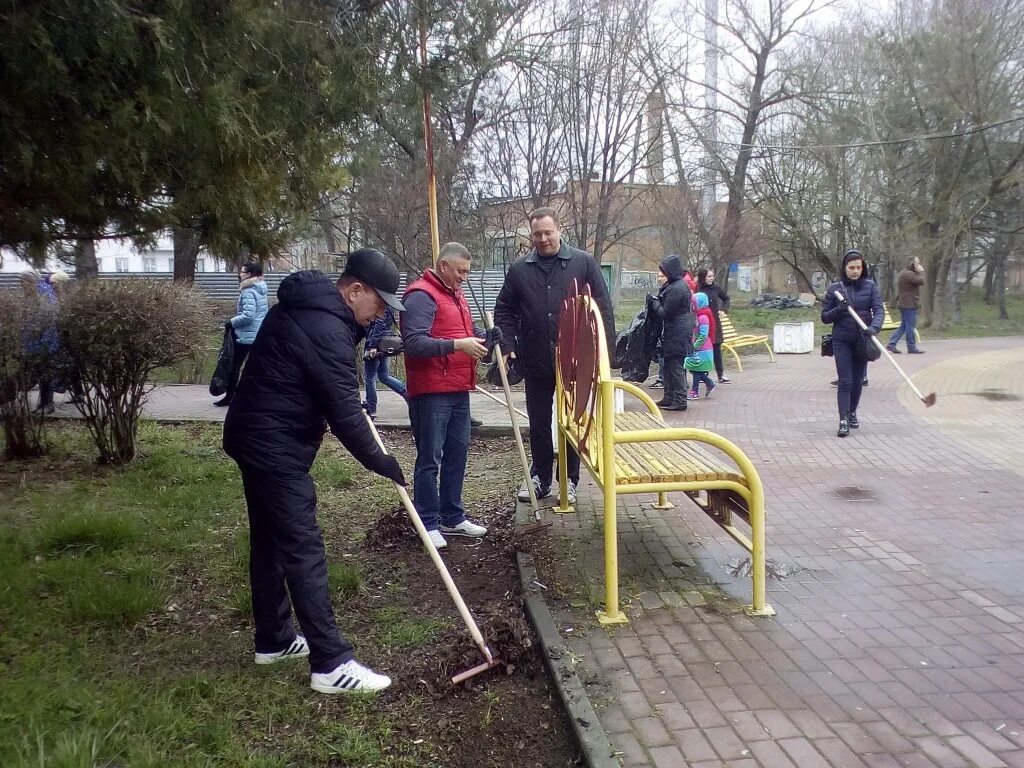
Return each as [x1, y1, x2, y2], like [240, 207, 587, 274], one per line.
[209, 326, 234, 397]
[615, 307, 661, 382]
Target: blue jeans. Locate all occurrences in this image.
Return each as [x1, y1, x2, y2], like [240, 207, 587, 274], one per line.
[408, 392, 470, 531]
[887, 308, 919, 352]
[363, 356, 406, 413]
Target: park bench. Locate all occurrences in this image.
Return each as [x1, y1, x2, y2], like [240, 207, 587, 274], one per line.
[552, 284, 775, 625]
[719, 312, 775, 370]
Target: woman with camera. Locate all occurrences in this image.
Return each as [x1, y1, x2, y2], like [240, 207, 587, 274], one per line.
[821, 249, 883, 437]
[363, 307, 407, 420]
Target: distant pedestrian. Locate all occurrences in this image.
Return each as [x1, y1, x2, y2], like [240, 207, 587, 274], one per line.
[214, 262, 268, 407]
[886, 256, 925, 355]
[363, 308, 406, 420]
[821, 249, 883, 437]
[696, 267, 731, 383]
[647, 254, 693, 411]
[223, 251, 407, 694]
[686, 293, 717, 399]
[20, 270, 58, 414]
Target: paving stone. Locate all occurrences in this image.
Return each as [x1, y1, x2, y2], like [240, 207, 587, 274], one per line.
[672, 728, 717, 762]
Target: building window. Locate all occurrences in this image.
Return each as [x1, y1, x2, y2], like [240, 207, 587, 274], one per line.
[491, 235, 517, 268]
[167, 258, 175, 272]
[115, 258, 130, 273]
[142, 256, 157, 273]
[195, 258, 205, 273]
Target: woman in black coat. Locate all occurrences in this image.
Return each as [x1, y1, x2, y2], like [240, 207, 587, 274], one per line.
[648, 254, 693, 410]
[820, 249, 883, 437]
[696, 267, 730, 383]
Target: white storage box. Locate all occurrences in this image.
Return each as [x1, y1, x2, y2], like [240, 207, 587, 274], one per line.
[773, 321, 815, 354]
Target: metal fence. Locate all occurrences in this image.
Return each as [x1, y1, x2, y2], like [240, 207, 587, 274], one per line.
[0, 270, 509, 320]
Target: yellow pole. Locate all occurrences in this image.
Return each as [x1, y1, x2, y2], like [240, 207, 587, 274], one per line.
[419, 18, 440, 265]
[597, 378, 627, 625]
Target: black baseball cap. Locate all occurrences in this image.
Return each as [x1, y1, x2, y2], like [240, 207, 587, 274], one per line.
[342, 248, 404, 312]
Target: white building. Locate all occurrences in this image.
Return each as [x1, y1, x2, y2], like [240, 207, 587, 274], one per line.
[0, 235, 229, 274]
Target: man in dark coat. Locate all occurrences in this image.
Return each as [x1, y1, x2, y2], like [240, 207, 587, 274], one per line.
[494, 207, 615, 505]
[223, 249, 406, 695]
[648, 254, 693, 411]
[696, 267, 731, 383]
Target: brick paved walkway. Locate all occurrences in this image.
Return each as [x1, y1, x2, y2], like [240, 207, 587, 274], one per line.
[538, 336, 1024, 768]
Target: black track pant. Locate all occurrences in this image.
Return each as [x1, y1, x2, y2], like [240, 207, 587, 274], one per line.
[238, 465, 354, 673]
[525, 376, 579, 489]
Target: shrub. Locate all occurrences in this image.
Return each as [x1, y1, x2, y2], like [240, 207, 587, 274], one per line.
[58, 280, 209, 464]
[0, 289, 54, 459]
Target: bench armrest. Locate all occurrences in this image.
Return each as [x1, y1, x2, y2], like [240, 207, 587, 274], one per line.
[610, 379, 661, 416]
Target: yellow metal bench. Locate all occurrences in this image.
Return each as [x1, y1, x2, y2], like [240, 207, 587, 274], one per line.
[719, 312, 775, 371]
[553, 284, 775, 625]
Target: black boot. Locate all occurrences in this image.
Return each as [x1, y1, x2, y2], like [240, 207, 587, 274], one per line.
[837, 414, 850, 437]
[848, 412, 860, 429]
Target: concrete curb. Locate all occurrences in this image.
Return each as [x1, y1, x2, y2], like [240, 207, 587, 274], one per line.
[515, 503, 620, 768]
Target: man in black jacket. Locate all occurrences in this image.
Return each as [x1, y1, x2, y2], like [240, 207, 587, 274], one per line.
[494, 207, 615, 505]
[223, 249, 406, 695]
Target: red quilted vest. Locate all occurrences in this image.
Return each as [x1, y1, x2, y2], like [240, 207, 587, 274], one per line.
[403, 270, 477, 397]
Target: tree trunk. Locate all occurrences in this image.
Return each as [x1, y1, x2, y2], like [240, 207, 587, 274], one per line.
[73, 239, 99, 280]
[996, 254, 1009, 320]
[983, 256, 995, 303]
[172, 227, 201, 284]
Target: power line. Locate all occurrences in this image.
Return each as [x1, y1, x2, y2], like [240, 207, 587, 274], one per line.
[710, 114, 1024, 152]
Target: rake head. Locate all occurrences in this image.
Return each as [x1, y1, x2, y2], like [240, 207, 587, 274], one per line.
[922, 392, 937, 408]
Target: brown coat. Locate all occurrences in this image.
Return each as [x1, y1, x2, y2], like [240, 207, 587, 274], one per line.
[896, 267, 925, 309]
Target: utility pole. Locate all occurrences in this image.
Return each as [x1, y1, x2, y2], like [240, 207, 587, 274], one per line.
[702, 0, 719, 236]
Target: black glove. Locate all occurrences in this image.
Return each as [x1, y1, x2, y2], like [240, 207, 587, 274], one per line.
[224, 321, 233, 332]
[863, 327, 877, 336]
[834, 293, 849, 309]
[374, 453, 406, 486]
[482, 327, 504, 363]
[646, 293, 658, 308]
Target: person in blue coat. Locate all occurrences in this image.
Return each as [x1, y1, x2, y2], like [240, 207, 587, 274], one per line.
[362, 307, 406, 419]
[821, 249, 883, 437]
[214, 262, 269, 407]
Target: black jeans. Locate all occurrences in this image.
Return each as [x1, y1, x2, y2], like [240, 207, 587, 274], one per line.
[226, 341, 251, 399]
[238, 465, 354, 673]
[525, 376, 579, 489]
[662, 355, 689, 408]
[833, 338, 867, 416]
[712, 343, 724, 378]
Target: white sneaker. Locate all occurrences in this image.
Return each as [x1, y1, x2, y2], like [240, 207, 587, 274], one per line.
[311, 658, 391, 694]
[517, 477, 551, 502]
[440, 519, 487, 538]
[254, 635, 310, 665]
[566, 481, 577, 505]
[426, 528, 448, 550]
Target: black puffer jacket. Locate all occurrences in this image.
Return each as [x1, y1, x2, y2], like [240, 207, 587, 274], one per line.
[821, 251, 883, 343]
[223, 270, 393, 476]
[651, 254, 694, 358]
[494, 243, 615, 378]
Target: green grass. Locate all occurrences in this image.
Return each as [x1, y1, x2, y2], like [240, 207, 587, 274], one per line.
[373, 606, 450, 650]
[0, 422, 422, 768]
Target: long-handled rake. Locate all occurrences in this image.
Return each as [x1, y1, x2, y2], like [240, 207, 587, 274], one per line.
[834, 291, 937, 407]
[363, 413, 501, 684]
[465, 280, 540, 517]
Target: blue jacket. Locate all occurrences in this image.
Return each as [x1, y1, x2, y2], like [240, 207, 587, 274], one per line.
[24, 281, 59, 356]
[230, 278, 269, 345]
[365, 308, 398, 350]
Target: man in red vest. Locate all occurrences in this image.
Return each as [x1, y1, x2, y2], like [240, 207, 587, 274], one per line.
[401, 242, 501, 550]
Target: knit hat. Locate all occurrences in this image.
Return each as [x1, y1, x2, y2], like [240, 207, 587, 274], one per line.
[48, 270, 70, 284]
